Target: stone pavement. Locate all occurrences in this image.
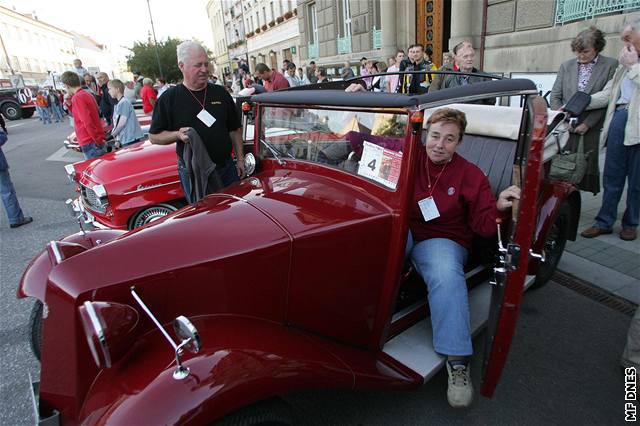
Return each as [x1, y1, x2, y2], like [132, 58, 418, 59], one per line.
[557, 154, 639, 305]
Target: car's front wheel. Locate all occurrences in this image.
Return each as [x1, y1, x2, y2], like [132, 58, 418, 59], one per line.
[531, 202, 571, 289]
[129, 202, 184, 229]
[29, 300, 43, 361]
[1, 102, 22, 120]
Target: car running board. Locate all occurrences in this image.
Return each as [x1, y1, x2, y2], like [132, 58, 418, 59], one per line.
[382, 275, 536, 383]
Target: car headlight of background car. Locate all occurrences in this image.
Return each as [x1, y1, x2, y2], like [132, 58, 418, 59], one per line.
[80, 183, 110, 213]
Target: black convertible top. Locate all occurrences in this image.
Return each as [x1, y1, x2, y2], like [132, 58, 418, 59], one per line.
[252, 78, 537, 109]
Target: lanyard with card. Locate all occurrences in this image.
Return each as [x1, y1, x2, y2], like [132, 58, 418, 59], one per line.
[197, 109, 216, 127]
[186, 84, 216, 127]
[418, 159, 448, 222]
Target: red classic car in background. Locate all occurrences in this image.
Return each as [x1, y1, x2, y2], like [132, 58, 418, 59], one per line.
[21, 78, 582, 425]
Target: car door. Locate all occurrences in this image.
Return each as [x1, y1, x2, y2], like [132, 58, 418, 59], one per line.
[481, 96, 549, 397]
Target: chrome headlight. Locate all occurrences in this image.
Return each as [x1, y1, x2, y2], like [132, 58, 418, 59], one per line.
[93, 184, 107, 198]
[78, 301, 139, 369]
[64, 164, 76, 182]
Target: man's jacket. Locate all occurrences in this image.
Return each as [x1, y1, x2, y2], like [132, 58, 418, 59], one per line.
[589, 63, 639, 149]
[183, 128, 223, 203]
[440, 67, 495, 105]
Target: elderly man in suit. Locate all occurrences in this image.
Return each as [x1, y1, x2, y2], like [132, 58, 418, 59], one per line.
[550, 26, 618, 194]
[580, 19, 640, 242]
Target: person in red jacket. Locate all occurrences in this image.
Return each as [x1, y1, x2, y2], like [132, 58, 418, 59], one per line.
[140, 78, 157, 114]
[254, 63, 290, 92]
[406, 108, 520, 408]
[60, 71, 105, 159]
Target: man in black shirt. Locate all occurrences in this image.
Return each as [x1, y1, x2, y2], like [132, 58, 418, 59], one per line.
[97, 72, 115, 125]
[149, 41, 244, 202]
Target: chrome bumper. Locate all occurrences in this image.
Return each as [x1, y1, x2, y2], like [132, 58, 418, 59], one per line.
[66, 197, 109, 230]
[28, 377, 60, 426]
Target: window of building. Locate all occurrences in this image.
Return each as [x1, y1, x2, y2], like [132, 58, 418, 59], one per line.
[256, 12, 260, 28]
[337, 0, 352, 37]
[373, 0, 381, 29]
[307, 2, 318, 43]
[262, 7, 267, 26]
[270, 1, 275, 21]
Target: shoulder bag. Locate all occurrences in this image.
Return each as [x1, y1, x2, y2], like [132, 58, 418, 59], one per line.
[549, 134, 588, 184]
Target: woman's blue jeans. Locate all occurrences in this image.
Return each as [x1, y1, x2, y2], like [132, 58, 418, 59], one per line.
[406, 232, 473, 356]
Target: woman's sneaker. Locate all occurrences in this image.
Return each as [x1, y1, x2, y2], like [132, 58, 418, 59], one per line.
[446, 361, 473, 408]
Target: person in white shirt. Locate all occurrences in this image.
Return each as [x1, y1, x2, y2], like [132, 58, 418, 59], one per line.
[285, 63, 303, 87]
[385, 50, 405, 93]
[156, 78, 169, 98]
[297, 67, 310, 85]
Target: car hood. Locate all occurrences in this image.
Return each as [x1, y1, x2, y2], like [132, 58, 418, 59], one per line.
[222, 169, 392, 236]
[48, 194, 290, 298]
[81, 141, 176, 184]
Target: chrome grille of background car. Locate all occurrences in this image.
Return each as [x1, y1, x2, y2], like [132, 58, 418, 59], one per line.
[81, 184, 106, 213]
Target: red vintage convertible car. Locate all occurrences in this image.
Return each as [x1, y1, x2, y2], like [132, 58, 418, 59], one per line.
[20, 78, 581, 425]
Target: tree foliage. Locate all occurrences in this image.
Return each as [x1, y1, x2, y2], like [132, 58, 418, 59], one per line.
[126, 37, 212, 83]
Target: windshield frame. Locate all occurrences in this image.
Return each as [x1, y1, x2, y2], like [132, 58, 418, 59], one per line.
[256, 104, 412, 192]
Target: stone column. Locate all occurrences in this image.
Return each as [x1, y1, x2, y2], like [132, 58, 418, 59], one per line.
[449, 0, 482, 50]
[380, 0, 397, 54]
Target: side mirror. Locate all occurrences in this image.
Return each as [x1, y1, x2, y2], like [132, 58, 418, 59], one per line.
[173, 316, 201, 354]
[244, 152, 257, 176]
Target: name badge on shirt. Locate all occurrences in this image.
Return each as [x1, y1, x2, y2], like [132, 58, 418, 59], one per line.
[418, 196, 440, 222]
[197, 109, 216, 127]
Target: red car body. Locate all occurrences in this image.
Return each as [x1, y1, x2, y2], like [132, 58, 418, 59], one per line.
[19, 79, 581, 425]
[63, 115, 152, 152]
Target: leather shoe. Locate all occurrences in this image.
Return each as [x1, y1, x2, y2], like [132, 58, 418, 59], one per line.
[10, 216, 33, 229]
[620, 228, 637, 241]
[580, 226, 612, 238]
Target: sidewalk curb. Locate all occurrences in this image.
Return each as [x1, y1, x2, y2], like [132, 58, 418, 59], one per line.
[558, 251, 640, 305]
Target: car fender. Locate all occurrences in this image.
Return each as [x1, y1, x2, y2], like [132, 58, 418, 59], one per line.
[80, 315, 356, 425]
[17, 229, 126, 300]
[528, 179, 580, 274]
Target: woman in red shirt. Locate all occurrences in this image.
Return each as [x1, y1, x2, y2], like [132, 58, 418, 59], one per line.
[140, 78, 157, 114]
[407, 108, 520, 408]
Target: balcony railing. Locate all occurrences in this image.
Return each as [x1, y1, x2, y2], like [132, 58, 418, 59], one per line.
[338, 36, 352, 54]
[372, 28, 382, 50]
[308, 42, 319, 59]
[555, 0, 640, 25]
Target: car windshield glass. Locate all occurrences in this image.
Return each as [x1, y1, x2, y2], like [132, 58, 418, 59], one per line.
[260, 107, 408, 190]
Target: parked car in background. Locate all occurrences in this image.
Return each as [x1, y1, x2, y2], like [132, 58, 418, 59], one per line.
[0, 83, 37, 120]
[22, 78, 582, 425]
[63, 114, 152, 151]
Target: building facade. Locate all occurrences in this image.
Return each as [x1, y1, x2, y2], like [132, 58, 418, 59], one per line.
[0, 5, 133, 86]
[0, 6, 75, 85]
[245, 0, 300, 72]
[223, 0, 249, 78]
[297, 0, 411, 75]
[207, 0, 230, 77]
[296, 0, 639, 80]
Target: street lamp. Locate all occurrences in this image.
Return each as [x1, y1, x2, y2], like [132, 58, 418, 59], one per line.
[47, 70, 57, 90]
[146, 0, 164, 78]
